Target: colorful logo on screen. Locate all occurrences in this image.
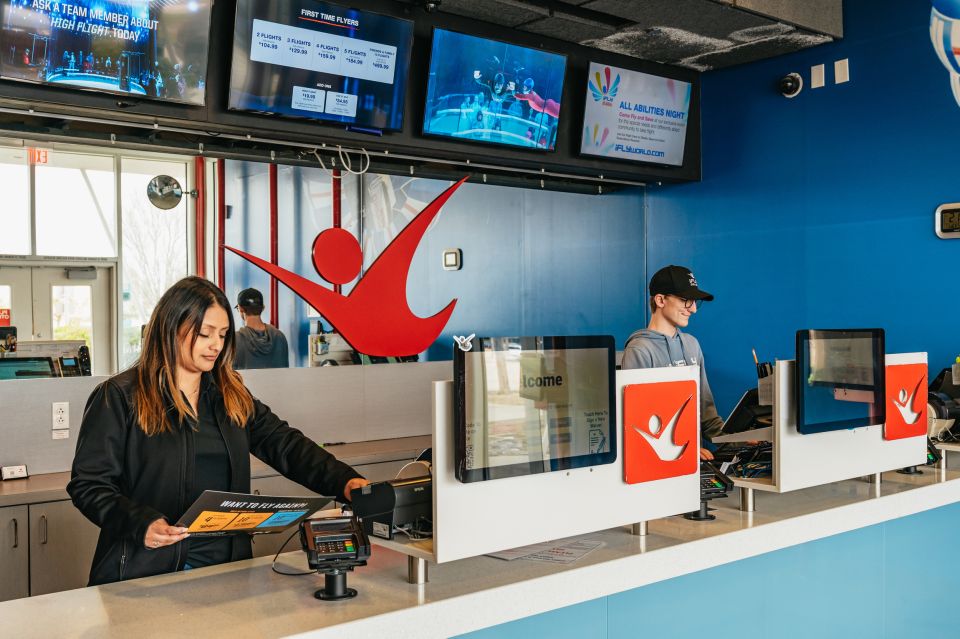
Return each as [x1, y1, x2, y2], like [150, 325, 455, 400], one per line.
[931, 1, 960, 108]
[623, 380, 698, 484]
[588, 67, 620, 105]
[226, 178, 468, 357]
[883, 363, 927, 441]
[585, 124, 615, 154]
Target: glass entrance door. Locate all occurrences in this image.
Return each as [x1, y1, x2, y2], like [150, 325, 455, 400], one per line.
[0, 265, 113, 375]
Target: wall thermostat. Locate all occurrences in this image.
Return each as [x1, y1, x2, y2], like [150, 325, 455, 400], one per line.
[935, 203, 960, 239]
[442, 248, 462, 271]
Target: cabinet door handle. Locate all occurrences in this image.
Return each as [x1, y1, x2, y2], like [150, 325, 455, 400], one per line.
[40, 515, 48, 545]
[12, 518, 18, 548]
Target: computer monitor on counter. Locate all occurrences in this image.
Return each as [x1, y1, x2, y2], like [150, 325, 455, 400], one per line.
[795, 329, 885, 434]
[453, 335, 616, 483]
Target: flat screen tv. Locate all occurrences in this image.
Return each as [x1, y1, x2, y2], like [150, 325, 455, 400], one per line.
[580, 61, 691, 166]
[453, 335, 616, 483]
[423, 28, 566, 151]
[229, 0, 413, 132]
[795, 329, 885, 434]
[0, 0, 213, 105]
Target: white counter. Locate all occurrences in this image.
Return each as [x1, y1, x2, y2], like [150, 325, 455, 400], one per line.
[1, 464, 957, 638]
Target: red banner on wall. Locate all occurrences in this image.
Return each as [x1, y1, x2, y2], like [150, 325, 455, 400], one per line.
[0, 309, 10, 327]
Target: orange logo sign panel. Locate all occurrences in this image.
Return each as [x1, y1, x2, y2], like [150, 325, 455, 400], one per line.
[884, 363, 927, 441]
[623, 380, 699, 484]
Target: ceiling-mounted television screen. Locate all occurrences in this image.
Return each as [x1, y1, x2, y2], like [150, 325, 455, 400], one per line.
[580, 61, 691, 166]
[229, 0, 413, 132]
[423, 28, 566, 151]
[0, 0, 213, 105]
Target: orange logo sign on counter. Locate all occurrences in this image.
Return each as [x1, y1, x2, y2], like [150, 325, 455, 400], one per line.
[884, 363, 927, 440]
[623, 380, 698, 484]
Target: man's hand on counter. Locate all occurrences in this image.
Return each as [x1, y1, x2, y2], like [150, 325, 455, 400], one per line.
[699, 448, 714, 461]
[344, 477, 370, 501]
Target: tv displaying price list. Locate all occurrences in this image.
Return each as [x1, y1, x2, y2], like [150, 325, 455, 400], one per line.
[229, 0, 413, 131]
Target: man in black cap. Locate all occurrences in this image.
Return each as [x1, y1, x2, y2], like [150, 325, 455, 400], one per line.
[234, 288, 290, 370]
[622, 265, 724, 460]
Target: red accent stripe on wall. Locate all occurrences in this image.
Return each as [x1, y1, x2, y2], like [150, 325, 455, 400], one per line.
[332, 168, 341, 294]
[216, 160, 226, 291]
[194, 158, 206, 279]
[269, 163, 279, 326]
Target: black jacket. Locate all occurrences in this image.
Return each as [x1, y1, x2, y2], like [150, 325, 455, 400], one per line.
[67, 368, 362, 586]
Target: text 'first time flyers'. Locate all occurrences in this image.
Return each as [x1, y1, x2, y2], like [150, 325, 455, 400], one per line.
[250, 19, 397, 85]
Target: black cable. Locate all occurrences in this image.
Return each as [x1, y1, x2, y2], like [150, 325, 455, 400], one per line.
[270, 529, 315, 576]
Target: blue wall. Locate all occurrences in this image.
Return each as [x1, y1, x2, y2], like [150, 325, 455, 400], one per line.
[457, 502, 960, 639]
[225, 167, 645, 365]
[645, 0, 960, 415]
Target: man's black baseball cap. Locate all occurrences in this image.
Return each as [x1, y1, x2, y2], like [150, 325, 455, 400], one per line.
[236, 288, 264, 308]
[649, 265, 714, 301]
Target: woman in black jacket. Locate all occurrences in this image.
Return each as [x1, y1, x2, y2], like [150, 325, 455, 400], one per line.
[68, 276, 368, 585]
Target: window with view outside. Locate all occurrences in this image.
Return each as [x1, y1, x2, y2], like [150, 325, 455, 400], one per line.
[35, 151, 116, 258]
[0, 147, 30, 256]
[52, 285, 93, 351]
[119, 158, 189, 369]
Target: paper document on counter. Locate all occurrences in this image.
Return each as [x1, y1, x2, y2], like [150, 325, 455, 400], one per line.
[487, 538, 604, 564]
[175, 490, 331, 537]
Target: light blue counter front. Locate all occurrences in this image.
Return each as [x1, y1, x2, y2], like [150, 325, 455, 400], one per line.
[458, 501, 958, 639]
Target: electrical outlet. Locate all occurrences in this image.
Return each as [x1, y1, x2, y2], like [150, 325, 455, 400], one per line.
[52, 401, 69, 430]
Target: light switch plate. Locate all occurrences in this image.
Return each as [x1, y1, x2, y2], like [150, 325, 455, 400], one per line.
[834, 58, 850, 84]
[811, 64, 826, 89]
[2, 464, 28, 480]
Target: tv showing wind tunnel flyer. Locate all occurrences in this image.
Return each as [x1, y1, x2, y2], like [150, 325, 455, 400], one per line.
[0, 0, 214, 105]
[229, 0, 414, 131]
[580, 61, 691, 166]
[423, 28, 566, 151]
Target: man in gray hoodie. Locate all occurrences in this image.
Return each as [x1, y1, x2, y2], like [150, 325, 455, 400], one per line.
[234, 288, 290, 370]
[622, 265, 724, 460]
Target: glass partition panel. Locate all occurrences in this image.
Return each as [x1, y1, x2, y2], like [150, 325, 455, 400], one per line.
[36, 151, 116, 257]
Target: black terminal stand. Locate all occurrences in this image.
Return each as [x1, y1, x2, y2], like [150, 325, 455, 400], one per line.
[684, 461, 734, 522]
[896, 465, 923, 475]
[299, 515, 371, 603]
[684, 500, 715, 522]
[315, 568, 358, 601]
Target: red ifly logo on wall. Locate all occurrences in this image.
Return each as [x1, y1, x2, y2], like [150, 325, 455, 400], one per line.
[884, 363, 927, 441]
[623, 380, 699, 484]
[225, 178, 467, 356]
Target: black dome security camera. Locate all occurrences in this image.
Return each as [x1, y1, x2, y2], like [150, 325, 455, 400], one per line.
[779, 72, 803, 98]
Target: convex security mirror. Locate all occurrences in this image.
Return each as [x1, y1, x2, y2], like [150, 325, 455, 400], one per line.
[147, 175, 185, 210]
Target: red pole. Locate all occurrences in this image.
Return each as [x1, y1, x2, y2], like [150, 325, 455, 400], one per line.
[216, 160, 226, 291]
[194, 157, 206, 279]
[269, 163, 279, 327]
[332, 168, 341, 294]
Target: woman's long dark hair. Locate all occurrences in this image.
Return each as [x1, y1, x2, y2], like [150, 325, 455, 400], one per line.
[135, 276, 253, 436]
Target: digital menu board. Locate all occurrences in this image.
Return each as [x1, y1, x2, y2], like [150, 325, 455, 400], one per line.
[229, 0, 413, 131]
